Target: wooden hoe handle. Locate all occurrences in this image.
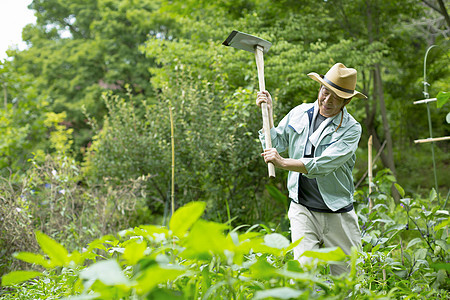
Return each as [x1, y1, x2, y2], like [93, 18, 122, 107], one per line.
[255, 45, 276, 178]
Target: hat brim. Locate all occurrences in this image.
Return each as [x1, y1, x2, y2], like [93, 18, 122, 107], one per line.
[307, 72, 367, 99]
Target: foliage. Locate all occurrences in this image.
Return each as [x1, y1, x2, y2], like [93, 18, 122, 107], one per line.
[354, 170, 449, 298]
[84, 72, 278, 225]
[1, 186, 449, 299]
[0, 60, 48, 175]
[1, 0, 449, 298]
[0, 144, 153, 277]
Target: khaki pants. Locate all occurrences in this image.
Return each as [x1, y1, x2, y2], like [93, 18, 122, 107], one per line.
[288, 201, 361, 275]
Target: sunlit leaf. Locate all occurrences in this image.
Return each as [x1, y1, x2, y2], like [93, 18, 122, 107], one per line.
[436, 91, 449, 108]
[254, 287, 304, 299]
[35, 231, 70, 267]
[135, 265, 185, 295]
[1, 270, 41, 286]
[123, 240, 147, 265]
[13, 252, 51, 268]
[394, 183, 405, 198]
[263, 233, 290, 249]
[406, 238, 422, 250]
[80, 260, 131, 288]
[61, 294, 101, 300]
[181, 219, 231, 259]
[302, 247, 346, 262]
[434, 217, 449, 231]
[429, 189, 437, 202]
[169, 201, 206, 238]
[283, 237, 303, 256]
[431, 263, 450, 272]
[249, 259, 277, 280]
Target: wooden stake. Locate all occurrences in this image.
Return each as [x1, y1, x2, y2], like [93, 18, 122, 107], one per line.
[169, 106, 175, 217]
[368, 135, 373, 212]
[414, 136, 450, 144]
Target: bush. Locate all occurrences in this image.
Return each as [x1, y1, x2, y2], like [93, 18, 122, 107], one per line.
[1, 138, 153, 277]
[84, 72, 280, 225]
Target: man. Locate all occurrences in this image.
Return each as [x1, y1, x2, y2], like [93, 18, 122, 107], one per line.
[256, 63, 366, 275]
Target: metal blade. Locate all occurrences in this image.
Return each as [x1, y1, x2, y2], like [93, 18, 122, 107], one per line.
[222, 30, 271, 54]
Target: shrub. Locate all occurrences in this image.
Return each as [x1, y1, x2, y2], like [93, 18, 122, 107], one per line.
[84, 72, 280, 225]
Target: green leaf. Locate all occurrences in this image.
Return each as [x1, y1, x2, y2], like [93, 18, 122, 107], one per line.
[1, 270, 42, 286]
[394, 183, 405, 198]
[283, 237, 303, 256]
[254, 287, 304, 299]
[169, 201, 206, 238]
[436, 91, 450, 108]
[249, 259, 278, 280]
[135, 265, 185, 295]
[13, 252, 51, 268]
[35, 231, 69, 267]
[123, 240, 147, 265]
[435, 240, 448, 253]
[263, 233, 290, 249]
[149, 288, 185, 300]
[429, 189, 437, 202]
[265, 184, 288, 209]
[181, 219, 231, 259]
[430, 263, 450, 271]
[302, 247, 346, 261]
[80, 260, 131, 288]
[434, 217, 449, 231]
[406, 237, 422, 249]
[61, 294, 101, 300]
[414, 248, 427, 261]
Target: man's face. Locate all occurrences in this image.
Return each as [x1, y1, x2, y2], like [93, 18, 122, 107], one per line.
[318, 86, 350, 117]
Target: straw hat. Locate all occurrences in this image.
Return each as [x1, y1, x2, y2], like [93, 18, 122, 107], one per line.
[308, 63, 367, 99]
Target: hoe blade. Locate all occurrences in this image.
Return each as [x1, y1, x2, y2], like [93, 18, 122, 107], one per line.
[222, 30, 271, 54]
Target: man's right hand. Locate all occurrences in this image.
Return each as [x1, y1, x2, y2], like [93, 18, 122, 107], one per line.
[256, 90, 273, 110]
[256, 90, 274, 129]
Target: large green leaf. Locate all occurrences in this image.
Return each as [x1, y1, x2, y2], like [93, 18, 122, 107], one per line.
[123, 240, 147, 265]
[169, 201, 206, 238]
[1, 270, 42, 286]
[181, 219, 231, 259]
[135, 265, 185, 296]
[436, 91, 449, 108]
[394, 183, 405, 198]
[249, 259, 278, 280]
[13, 252, 51, 268]
[265, 184, 288, 210]
[80, 260, 131, 288]
[35, 230, 70, 267]
[302, 247, 346, 262]
[254, 287, 305, 299]
[263, 233, 290, 249]
[61, 294, 101, 300]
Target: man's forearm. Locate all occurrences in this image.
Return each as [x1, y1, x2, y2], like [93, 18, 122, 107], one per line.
[279, 158, 308, 174]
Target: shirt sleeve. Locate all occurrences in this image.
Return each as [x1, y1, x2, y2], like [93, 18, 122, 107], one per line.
[300, 123, 361, 178]
[258, 111, 291, 153]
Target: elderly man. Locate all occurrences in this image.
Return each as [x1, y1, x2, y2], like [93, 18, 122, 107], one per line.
[256, 63, 366, 275]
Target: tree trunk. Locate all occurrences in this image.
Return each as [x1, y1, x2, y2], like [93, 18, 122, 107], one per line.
[364, 0, 400, 201]
[373, 64, 397, 176]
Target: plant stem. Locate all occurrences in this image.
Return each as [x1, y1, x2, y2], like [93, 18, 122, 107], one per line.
[169, 105, 175, 218]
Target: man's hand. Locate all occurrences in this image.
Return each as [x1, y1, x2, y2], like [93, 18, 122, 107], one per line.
[261, 148, 284, 167]
[256, 90, 273, 109]
[256, 90, 274, 128]
[261, 148, 309, 174]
